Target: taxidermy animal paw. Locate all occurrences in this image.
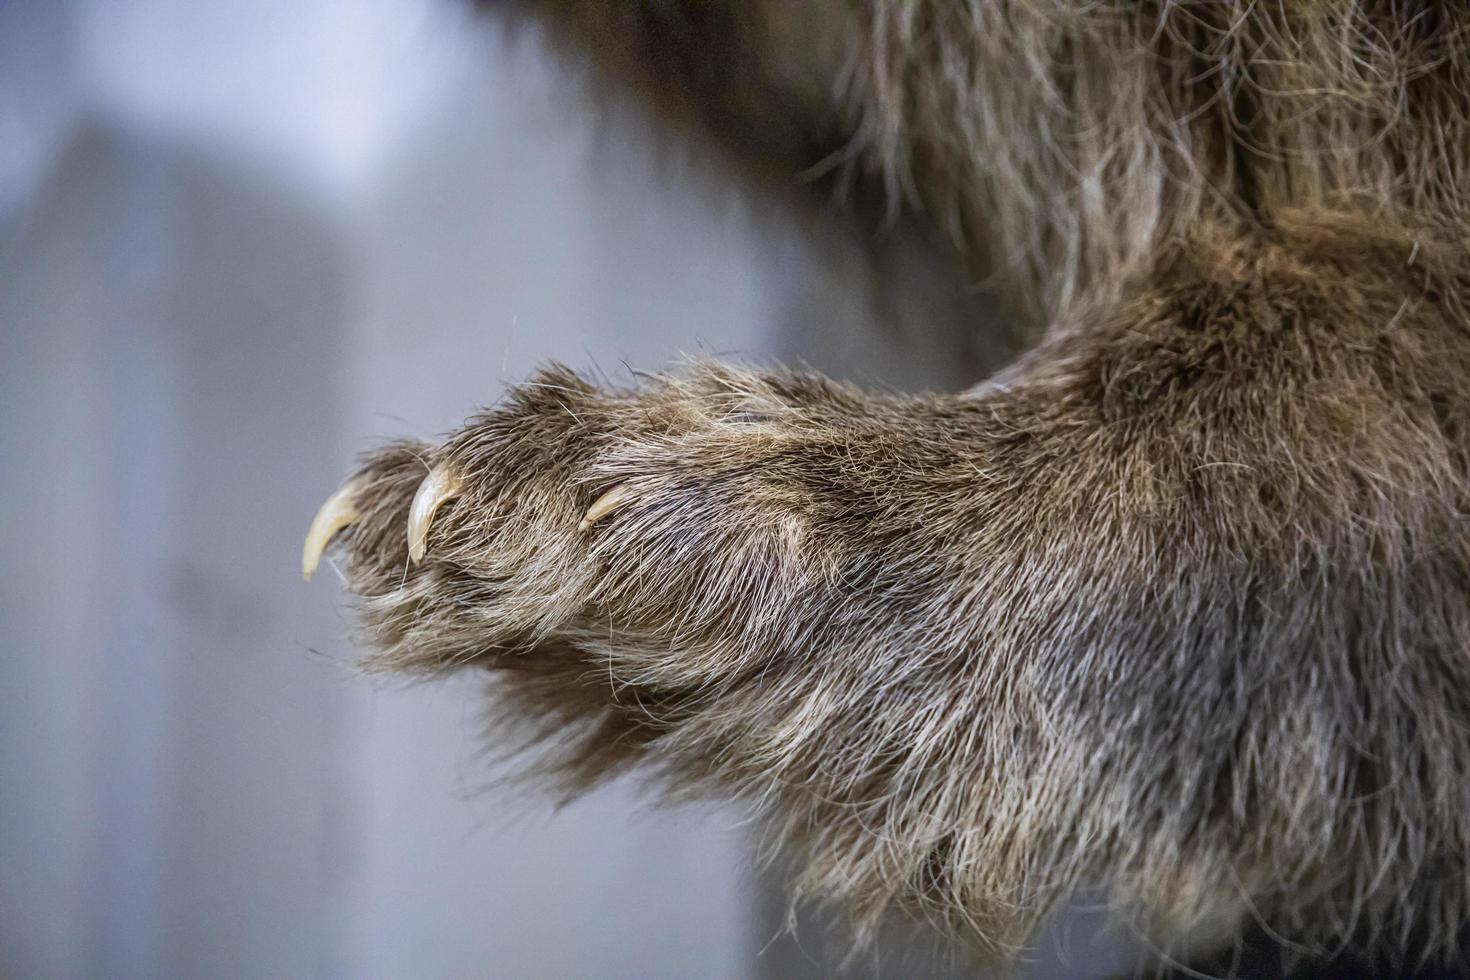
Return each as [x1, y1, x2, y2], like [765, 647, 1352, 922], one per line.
[303, 361, 927, 683]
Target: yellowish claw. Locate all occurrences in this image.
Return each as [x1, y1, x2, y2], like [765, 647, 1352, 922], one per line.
[302, 479, 361, 582]
[407, 463, 464, 563]
[579, 485, 632, 532]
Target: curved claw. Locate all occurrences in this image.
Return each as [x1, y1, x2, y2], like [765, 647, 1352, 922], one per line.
[303, 479, 362, 581]
[579, 485, 632, 532]
[407, 463, 463, 563]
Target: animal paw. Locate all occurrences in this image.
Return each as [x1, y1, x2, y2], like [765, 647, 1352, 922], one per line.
[303, 363, 909, 679]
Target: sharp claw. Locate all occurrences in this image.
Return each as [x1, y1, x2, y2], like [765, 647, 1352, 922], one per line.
[579, 485, 632, 532]
[303, 479, 361, 582]
[407, 463, 463, 563]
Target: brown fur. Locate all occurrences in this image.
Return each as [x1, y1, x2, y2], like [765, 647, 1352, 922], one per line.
[318, 2, 1470, 973]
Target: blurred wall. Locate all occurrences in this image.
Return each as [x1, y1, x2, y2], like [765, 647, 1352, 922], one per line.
[0, 1, 1124, 977]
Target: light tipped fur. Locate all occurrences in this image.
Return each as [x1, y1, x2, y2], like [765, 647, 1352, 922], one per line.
[859, 2, 1470, 326]
[319, 2, 1470, 974]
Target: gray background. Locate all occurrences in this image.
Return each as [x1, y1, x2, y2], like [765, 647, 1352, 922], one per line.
[0, 1, 1127, 976]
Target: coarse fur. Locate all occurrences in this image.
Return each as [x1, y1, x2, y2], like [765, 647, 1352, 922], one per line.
[317, 2, 1470, 975]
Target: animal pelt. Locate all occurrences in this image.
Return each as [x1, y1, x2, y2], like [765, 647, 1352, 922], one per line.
[308, 2, 1470, 975]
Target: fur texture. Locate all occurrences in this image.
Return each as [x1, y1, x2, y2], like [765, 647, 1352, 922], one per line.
[319, 2, 1470, 974]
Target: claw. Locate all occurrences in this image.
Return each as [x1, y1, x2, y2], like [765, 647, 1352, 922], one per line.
[303, 479, 361, 581]
[407, 463, 463, 563]
[579, 485, 632, 532]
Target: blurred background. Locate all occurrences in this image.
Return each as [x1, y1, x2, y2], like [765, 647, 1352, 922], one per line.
[0, 1, 1126, 976]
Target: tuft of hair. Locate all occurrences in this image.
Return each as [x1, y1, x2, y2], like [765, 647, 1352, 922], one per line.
[858, 1, 1470, 324]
